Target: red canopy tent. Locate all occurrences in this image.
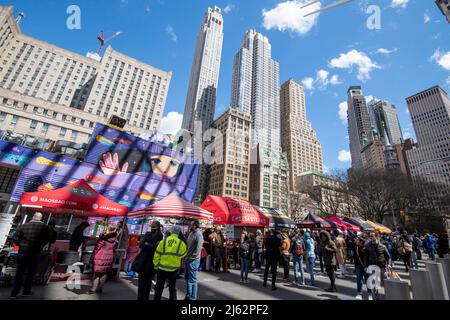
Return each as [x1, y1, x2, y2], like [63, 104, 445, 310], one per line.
[200, 195, 269, 227]
[327, 215, 361, 232]
[128, 193, 213, 221]
[298, 212, 334, 230]
[20, 179, 128, 217]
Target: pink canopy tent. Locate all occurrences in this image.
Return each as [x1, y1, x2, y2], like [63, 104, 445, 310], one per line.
[327, 215, 361, 232]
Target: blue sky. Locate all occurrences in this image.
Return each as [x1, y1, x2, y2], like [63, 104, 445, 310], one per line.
[8, 0, 450, 171]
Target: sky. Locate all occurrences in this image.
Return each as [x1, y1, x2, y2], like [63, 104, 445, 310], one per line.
[7, 0, 450, 172]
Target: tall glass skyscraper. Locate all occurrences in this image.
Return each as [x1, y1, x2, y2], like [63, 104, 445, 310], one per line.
[230, 29, 280, 151]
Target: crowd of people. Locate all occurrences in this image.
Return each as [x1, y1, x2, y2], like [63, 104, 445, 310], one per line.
[3, 213, 450, 300]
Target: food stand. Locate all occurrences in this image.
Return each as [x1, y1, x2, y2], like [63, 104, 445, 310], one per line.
[343, 216, 376, 232]
[3, 179, 128, 284]
[326, 215, 362, 233]
[254, 206, 296, 231]
[366, 220, 392, 234]
[298, 212, 335, 230]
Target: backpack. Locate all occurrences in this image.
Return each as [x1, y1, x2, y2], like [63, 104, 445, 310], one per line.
[292, 239, 304, 256]
[239, 242, 251, 259]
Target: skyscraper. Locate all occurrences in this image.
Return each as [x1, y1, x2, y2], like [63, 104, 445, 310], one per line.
[230, 29, 280, 151]
[406, 85, 450, 196]
[0, 5, 171, 144]
[182, 6, 224, 204]
[347, 86, 373, 170]
[280, 79, 323, 191]
[369, 100, 403, 145]
[182, 6, 224, 133]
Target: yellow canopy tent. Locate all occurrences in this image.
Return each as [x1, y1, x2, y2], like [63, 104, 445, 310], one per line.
[366, 220, 392, 234]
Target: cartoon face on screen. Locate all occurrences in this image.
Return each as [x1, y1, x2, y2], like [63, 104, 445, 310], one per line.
[98, 150, 183, 179]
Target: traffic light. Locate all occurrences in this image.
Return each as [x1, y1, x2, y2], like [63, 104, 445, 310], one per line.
[399, 210, 405, 218]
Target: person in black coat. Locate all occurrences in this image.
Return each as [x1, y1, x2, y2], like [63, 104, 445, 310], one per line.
[132, 221, 164, 300]
[263, 230, 282, 291]
[69, 221, 90, 251]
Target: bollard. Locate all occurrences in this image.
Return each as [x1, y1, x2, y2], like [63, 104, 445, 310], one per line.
[424, 261, 449, 300]
[410, 269, 433, 300]
[436, 258, 450, 298]
[384, 279, 411, 300]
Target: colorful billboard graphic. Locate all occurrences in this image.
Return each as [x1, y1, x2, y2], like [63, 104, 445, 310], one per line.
[1, 124, 199, 211]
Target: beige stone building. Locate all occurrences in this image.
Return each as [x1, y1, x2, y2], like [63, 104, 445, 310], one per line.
[207, 108, 251, 201]
[360, 135, 387, 171]
[0, 6, 171, 144]
[280, 79, 323, 191]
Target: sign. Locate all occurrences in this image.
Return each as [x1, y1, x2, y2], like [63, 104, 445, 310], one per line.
[225, 225, 234, 240]
[107, 115, 127, 131]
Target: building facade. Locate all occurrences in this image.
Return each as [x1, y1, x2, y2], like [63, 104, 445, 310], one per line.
[369, 99, 403, 145]
[249, 146, 289, 213]
[280, 79, 323, 191]
[0, 6, 171, 144]
[207, 108, 251, 201]
[230, 29, 280, 151]
[406, 85, 450, 196]
[182, 6, 223, 133]
[347, 86, 372, 170]
[436, 0, 450, 23]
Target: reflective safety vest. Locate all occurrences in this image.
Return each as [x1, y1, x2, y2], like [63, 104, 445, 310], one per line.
[153, 234, 187, 272]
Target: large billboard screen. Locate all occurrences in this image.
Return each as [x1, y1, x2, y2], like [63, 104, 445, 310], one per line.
[1, 124, 199, 211]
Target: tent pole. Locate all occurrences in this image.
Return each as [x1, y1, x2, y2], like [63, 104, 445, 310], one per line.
[67, 215, 73, 232]
[46, 213, 52, 224]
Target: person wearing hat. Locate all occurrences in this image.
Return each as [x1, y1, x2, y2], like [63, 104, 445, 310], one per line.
[153, 225, 187, 300]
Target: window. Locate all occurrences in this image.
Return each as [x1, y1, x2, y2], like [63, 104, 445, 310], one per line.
[70, 131, 78, 140]
[41, 123, 49, 133]
[59, 128, 67, 137]
[30, 120, 38, 129]
[0, 112, 6, 122]
[11, 116, 18, 125]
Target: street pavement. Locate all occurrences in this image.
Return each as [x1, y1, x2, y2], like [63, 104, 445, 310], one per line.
[0, 259, 428, 300]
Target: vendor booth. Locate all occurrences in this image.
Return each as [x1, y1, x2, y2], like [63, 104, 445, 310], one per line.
[128, 193, 214, 235]
[366, 220, 392, 234]
[343, 217, 375, 232]
[1, 179, 128, 286]
[298, 212, 334, 230]
[254, 207, 296, 230]
[326, 215, 362, 233]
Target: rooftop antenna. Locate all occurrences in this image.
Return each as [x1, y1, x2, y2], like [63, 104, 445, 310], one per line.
[15, 12, 25, 25]
[97, 30, 123, 55]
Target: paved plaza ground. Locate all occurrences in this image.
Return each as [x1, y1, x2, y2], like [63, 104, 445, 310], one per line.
[0, 259, 427, 300]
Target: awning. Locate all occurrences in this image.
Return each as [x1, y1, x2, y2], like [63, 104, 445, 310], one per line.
[128, 193, 213, 221]
[19, 179, 128, 217]
[326, 215, 361, 232]
[200, 195, 269, 227]
[366, 220, 392, 234]
[343, 217, 375, 231]
[298, 212, 334, 230]
[255, 206, 296, 229]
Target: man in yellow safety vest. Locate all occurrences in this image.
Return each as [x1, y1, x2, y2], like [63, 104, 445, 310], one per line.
[153, 225, 187, 300]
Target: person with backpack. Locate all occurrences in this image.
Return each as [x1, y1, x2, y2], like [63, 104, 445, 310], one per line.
[354, 236, 368, 300]
[253, 230, 264, 272]
[304, 232, 316, 286]
[364, 232, 390, 300]
[320, 230, 338, 292]
[426, 234, 436, 261]
[290, 229, 305, 286]
[239, 234, 253, 284]
[396, 232, 413, 272]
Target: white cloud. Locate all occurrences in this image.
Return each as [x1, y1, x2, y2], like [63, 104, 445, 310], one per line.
[223, 4, 234, 14]
[165, 25, 177, 42]
[377, 48, 398, 56]
[329, 49, 381, 82]
[391, 0, 409, 8]
[430, 49, 450, 71]
[159, 112, 183, 135]
[262, 0, 321, 36]
[365, 95, 379, 104]
[338, 101, 348, 125]
[302, 70, 341, 91]
[424, 13, 431, 24]
[338, 150, 352, 163]
[301, 77, 315, 90]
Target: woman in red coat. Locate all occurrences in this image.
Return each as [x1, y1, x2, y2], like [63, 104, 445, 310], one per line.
[88, 225, 118, 295]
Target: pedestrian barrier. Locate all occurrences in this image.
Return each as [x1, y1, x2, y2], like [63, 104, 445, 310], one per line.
[424, 261, 449, 300]
[436, 258, 450, 298]
[384, 279, 411, 300]
[409, 269, 433, 300]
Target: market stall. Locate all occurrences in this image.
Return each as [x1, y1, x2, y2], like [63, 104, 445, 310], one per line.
[254, 206, 296, 230]
[201, 195, 269, 239]
[343, 216, 375, 232]
[326, 215, 362, 233]
[366, 220, 392, 234]
[7, 179, 128, 284]
[298, 212, 334, 230]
